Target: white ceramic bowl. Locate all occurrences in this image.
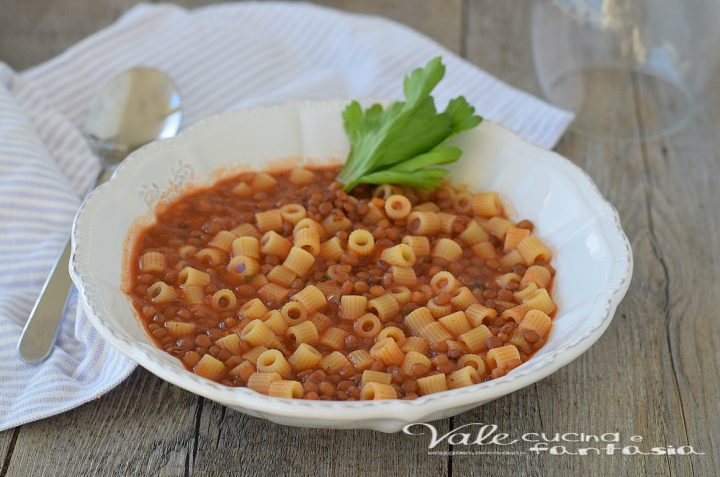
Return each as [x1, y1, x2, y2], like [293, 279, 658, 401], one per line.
[70, 100, 632, 432]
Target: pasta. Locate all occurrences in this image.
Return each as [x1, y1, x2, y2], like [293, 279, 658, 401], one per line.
[361, 370, 392, 385]
[416, 373, 448, 395]
[370, 337, 405, 365]
[419, 322, 453, 343]
[401, 336, 429, 355]
[339, 295, 367, 320]
[519, 309, 552, 338]
[251, 172, 278, 191]
[465, 304, 498, 327]
[457, 354, 487, 375]
[504, 226, 530, 252]
[387, 285, 411, 305]
[262, 310, 288, 335]
[319, 237, 344, 262]
[293, 227, 321, 256]
[288, 168, 315, 185]
[384, 194, 412, 219]
[401, 235, 430, 257]
[266, 265, 296, 288]
[430, 271, 458, 293]
[240, 320, 278, 348]
[458, 220, 489, 245]
[347, 229, 375, 256]
[255, 209, 283, 233]
[287, 321, 319, 345]
[401, 351, 432, 376]
[486, 345, 521, 370]
[268, 380, 303, 398]
[139, 251, 166, 273]
[226, 256, 260, 279]
[516, 236, 552, 264]
[260, 231, 292, 259]
[193, 354, 226, 381]
[437, 212, 457, 234]
[231, 236, 260, 259]
[194, 247, 225, 266]
[148, 281, 177, 303]
[309, 312, 332, 334]
[404, 307, 435, 335]
[129, 166, 557, 401]
[367, 294, 400, 322]
[485, 216, 514, 240]
[447, 366, 480, 389]
[239, 298, 268, 319]
[247, 372, 282, 394]
[283, 246, 315, 276]
[353, 313, 382, 338]
[376, 326, 406, 344]
[320, 351, 351, 373]
[391, 266, 417, 287]
[438, 311, 472, 337]
[291, 285, 327, 314]
[288, 343, 322, 370]
[427, 298, 453, 318]
[459, 325, 493, 352]
[211, 289, 237, 311]
[178, 267, 210, 287]
[521, 265, 552, 289]
[361, 382, 397, 400]
[257, 349, 293, 377]
[319, 327, 348, 350]
[450, 287, 478, 309]
[231, 182, 252, 198]
[348, 349, 374, 371]
[381, 244, 415, 267]
[472, 192, 502, 217]
[231, 223, 261, 239]
[407, 211, 441, 235]
[182, 285, 205, 305]
[165, 321, 196, 337]
[280, 203, 307, 224]
[281, 301, 308, 326]
[258, 283, 290, 303]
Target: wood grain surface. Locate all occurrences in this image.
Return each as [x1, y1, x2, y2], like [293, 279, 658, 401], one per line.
[1, 1, 718, 476]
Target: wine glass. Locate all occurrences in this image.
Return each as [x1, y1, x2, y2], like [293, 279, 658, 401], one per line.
[532, 0, 720, 140]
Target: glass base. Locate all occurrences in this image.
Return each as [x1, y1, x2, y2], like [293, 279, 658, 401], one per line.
[545, 66, 694, 141]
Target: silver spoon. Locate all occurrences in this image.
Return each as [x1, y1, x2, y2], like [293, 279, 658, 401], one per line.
[17, 67, 182, 363]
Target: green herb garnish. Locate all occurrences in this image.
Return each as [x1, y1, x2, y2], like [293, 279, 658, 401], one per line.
[337, 57, 482, 192]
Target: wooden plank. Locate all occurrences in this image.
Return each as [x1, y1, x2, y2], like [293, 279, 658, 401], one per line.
[0, 428, 18, 476]
[4, 369, 198, 476]
[463, 0, 541, 95]
[455, 1, 713, 476]
[187, 399, 449, 476]
[307, 0, 464, 55]
[630, 74, 720, 476]
[0, 0, 463, 70]
[1, 1, 461, 476]
[0, 0, 144, 70]
[168, 0, 464, 55]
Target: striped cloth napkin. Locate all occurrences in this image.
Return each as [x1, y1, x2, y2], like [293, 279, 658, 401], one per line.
[0, 2, 572, 431]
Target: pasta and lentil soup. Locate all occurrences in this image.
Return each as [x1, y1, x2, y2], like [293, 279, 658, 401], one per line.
[127, 166, 556, 401]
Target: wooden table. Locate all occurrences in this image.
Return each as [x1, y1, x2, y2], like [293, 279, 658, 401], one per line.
[1, 1, 718, 475]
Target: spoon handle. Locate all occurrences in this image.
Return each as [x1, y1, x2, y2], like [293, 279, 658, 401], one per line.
[17, 239, 73, 363]
[16, 168, 114, 364]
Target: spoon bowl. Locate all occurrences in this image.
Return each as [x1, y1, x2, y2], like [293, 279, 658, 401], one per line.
[17, 67, 182, 364]
[84, 67, 182, 165]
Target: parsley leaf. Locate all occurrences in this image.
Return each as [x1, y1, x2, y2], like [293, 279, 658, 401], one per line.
[337, 57, 482, 192]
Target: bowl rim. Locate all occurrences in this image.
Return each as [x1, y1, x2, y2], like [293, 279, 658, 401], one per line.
[70, 99, 633, 425]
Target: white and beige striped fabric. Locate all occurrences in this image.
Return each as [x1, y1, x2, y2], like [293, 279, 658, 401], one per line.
[0, 2, 572, 430]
